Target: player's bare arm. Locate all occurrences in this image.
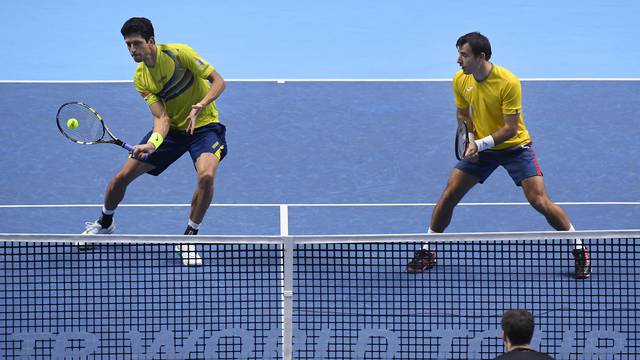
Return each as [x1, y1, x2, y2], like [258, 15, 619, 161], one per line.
[186, 70, 226, 134]
[464, 113, 518, 159]
[133, 101, 171, 158]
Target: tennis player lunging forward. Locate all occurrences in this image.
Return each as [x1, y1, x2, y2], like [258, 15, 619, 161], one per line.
[407, 32, 591, 279]
[79, 17, 227, 266]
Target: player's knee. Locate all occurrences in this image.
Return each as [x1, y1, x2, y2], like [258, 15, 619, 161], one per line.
[109, 172, 130, 189]
[440, 188, 462, 207]
[527, 194, 550, 211]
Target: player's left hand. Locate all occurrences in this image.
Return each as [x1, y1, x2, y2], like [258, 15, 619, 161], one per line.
[186, 103, 204, 135]
[463, 141, 479, 162]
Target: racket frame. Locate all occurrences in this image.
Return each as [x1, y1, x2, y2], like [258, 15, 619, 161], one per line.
[56, 101, 136, 151]
[455, 121, 470, 161]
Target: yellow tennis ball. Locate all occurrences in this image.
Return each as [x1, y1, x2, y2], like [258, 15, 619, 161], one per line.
[67, 118, 79, 129]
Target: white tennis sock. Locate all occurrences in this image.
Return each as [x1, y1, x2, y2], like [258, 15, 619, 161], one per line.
[422, 227, 436, 250]
[102, 206, 115, 216]
[188, 219, 200, 230]
[567, 224, 583, 249]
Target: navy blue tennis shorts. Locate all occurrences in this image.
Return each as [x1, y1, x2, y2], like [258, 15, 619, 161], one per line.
[455, 143, 542, 186]
[137, 123, 227, 176]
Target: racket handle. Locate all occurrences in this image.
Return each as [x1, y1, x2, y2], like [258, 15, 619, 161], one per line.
[122, 143, 148, 160]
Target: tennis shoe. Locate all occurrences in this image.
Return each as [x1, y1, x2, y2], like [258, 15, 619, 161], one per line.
[175, 244, 203, 267]
[76, 220, 115, 249]
[184, 225, 199, 236]
[572, 246, 591, 279]
[407, 249, 437, 273]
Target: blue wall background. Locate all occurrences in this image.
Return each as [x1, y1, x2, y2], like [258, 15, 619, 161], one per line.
[2, 0, 638, 80]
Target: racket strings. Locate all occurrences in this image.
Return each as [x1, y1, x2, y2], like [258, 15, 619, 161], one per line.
[455, 125, 468, 160]
[58, 104, 105, 143]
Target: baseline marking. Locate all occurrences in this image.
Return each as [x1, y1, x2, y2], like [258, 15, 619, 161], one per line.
[0, 202, 638, 209]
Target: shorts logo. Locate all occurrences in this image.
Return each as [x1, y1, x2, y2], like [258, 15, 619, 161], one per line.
[212, 141, 219, 149]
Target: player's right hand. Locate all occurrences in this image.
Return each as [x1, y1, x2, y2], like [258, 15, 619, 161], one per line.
[463, 141, 480, 162]
[132, 143, 155, 159]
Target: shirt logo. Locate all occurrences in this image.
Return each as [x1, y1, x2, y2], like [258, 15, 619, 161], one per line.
[465, 86, 474, 92]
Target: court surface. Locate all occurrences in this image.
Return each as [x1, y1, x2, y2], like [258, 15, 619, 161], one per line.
[0, 81, 638, 359]
[0, 80, 638, 234]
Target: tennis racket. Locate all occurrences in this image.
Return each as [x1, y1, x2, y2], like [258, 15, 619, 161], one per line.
[56, 101, 142, 156]
[454, 121, 469, 160]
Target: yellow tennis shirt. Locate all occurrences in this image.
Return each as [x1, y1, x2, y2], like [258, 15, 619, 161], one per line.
[133, 44, 219, 130]
[453, 65, 531, 150]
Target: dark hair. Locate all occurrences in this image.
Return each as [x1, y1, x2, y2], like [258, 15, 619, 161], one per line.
[456, 32, 492, 60]
[121, 17, 154, 41]
[502, 310, 534, 345]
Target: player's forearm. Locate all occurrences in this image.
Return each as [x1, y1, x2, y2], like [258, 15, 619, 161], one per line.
[490, 113, 520, 146]
[144, 113, 170, 151]
[198, 72, 225, 107]
[488, 122, 518, 146]
[472, 120, 517, 152]
[148, 101, 171, 137]
[152, 114, 171, 137]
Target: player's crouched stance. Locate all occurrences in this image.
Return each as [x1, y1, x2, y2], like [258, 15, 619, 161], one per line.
[407, 32, 591, 279]
[76, 17, 229, 267]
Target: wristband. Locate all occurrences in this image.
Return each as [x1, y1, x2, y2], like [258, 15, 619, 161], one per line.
[474, 135, 495, 152]
[147, 132, 164, 149]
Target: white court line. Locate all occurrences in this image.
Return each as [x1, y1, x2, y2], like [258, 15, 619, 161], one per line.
[0, 202, 638, 209]
[0, 80, 133, 83]
[248, 78, 640, 82]
[1, 78, 639, 84]
[2, 230, 640, 244]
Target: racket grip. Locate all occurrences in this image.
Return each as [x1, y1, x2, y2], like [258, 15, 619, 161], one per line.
[123, 143, 148, 160]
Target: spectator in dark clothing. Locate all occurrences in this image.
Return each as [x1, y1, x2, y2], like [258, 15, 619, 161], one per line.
[494, 310, 554, 360]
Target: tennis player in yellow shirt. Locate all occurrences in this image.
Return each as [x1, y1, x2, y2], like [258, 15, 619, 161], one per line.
[408, 32, 591, 279]
[79, 17, 227, 266]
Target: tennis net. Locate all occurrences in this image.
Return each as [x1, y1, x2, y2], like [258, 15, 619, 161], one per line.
[0, 230, 638, 359]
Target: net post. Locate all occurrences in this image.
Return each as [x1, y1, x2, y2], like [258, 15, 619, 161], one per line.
[280, 205, 289, 236]
[281, 235, 294, 360]
[280, 204, 293, 360]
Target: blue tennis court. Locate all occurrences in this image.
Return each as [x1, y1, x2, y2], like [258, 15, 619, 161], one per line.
[1, 81, 638, 233]
[1, 80, 639, 359]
